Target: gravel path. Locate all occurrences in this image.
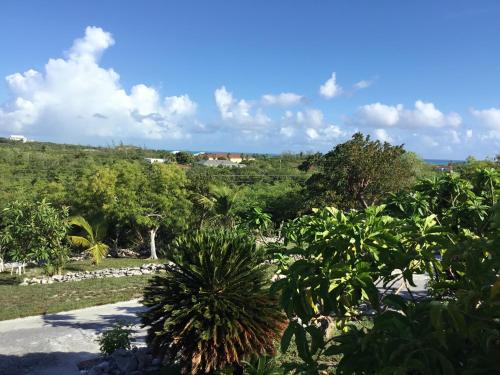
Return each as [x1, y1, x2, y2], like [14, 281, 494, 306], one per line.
[0, 300, 145, 375]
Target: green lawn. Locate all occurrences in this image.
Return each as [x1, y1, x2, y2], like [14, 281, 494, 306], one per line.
[0, 258, 165, 321]
[0, 274, 152, 321]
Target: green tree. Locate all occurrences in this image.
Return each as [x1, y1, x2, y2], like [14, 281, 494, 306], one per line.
[175, 151, 194, 165]
[141, 229, 286, 374]
[195, 184, 240, 228]
[73, 161, 191, 258]
[304, 132, 416, 210]
[68, 216, 109, 265]
[273, 170, 500, 374]
[0, 200, 70, 274]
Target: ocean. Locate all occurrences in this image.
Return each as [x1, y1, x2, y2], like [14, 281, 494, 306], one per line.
[424, 159, 465, 165]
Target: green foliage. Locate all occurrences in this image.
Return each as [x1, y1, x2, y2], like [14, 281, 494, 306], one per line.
[243, 356, 284, 375]
[68, 216, 109, 264]
[175, 151, 194, 164]
[141, 229, 287, 374]
[194, 184, 241, 228]
[0, 199, 70, 274]
[97, 321, 133, 355]
[272, 169, 500, 374]
[304, 132, 419, 210]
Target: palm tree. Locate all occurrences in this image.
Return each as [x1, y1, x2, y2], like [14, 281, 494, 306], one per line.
[141, 229, 286, 374]
[195, 184, 240, 228]
[68, 216, 109, 265]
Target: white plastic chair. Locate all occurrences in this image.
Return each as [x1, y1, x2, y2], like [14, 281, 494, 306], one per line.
[9, 262, 26, 275]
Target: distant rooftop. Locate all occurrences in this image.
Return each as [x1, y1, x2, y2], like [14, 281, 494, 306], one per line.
[198, 160, 246, 168]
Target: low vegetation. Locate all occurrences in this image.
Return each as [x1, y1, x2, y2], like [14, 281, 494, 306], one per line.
[0, 134, 499, 373]
[0, 275, 151, 321]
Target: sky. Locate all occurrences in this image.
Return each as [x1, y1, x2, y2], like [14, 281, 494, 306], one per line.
[1, 1, 500, 159]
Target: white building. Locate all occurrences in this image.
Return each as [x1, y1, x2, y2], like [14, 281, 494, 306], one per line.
[144, 158, 167, 164]
[9, 135, 27, 143]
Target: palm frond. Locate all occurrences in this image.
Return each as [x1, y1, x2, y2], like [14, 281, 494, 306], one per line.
[141, 229, 286, 374]
[68, 235, 92, 248]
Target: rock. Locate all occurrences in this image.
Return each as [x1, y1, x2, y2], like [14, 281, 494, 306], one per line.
[151, 358, 162, 366]
[111, 349, 138, 373]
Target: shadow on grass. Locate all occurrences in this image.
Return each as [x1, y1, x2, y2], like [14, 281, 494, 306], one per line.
[0, 351, 96, 375]
[0, 276, 20, 286]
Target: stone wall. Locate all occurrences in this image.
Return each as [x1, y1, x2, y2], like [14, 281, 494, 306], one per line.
[20, 263, 168, 285]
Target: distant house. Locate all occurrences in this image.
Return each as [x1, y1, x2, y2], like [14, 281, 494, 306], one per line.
[432, 165, 454, 172]
[203, 153, 254, 163]
[9, 135, 27, 143]
[198, 160, 246, 168]
[144, 158, 167, 164]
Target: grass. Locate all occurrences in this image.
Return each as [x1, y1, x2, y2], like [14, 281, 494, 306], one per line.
[0, 258, 165, 321]
[0, 274, 152, 321]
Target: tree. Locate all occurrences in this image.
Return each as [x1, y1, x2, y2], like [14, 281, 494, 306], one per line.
[272, 170, 500, 374]
[304, 132, 416, 210]
[73, 161, 191, 259]
[138, 163, 191, 259]
[175, 151, 194, 165]
[195, 184, 240, 228]
[141, 229, 286, 374]
[0, 200, 70, 274]
[68, 216, 109, 264]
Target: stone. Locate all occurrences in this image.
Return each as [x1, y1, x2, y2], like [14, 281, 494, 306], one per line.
[111, 349, 138, 373]
[151, 358, 162, 366]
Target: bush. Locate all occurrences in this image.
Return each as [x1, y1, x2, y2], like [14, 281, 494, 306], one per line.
[141, 229, 287, 374]
[97, 321, 133, 356]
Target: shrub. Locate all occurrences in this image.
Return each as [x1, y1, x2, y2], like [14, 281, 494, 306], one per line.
[97, 321, 133, 356]
[141, 229, 287, 374]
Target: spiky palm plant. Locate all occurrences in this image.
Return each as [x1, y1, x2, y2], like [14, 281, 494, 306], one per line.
[68, 216, 109, 265]
[141, 229, 286, 374]
[195, 185, 240, 228]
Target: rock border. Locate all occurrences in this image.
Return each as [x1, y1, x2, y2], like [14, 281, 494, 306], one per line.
[20, 263, 168, 286]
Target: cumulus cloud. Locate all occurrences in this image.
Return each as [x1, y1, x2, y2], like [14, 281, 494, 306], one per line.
[319, 72, 343, 99]
[0, 26, 197, 141]
[283, 108, 324, 128]
[353, 100, 462, 128]
[471, 108, 500, 129]
[373, 128, 393, 143]
[214, 86, 270, 126]
[261, 92, 304, 106]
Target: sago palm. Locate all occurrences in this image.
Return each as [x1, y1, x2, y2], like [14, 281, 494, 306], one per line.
[141, 229, 286, 374]
[68, 216, 109, 265]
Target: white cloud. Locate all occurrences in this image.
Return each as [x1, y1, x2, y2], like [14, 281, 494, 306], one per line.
[374, 128, 393, 143]
[306, 124, 345, 142]
[280, 126, 295, 138]
[0, 26, 197, 140]
[214, 86, 270, 126]
[353, 80, 372, 90]
[261, 92, 304, 106]
[471, 108, 500, 130]
[319, 72, 343, 99]
[354, 100, 462, 128]
[285, 108, 324, 127]
[306, 128, 319, 140]
[357, 103, 401, 127]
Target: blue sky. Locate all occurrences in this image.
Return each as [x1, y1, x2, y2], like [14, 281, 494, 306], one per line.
[1, 0, 500, 159]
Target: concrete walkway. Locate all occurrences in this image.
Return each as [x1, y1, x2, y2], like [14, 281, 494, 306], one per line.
[0, 300, 145, 375]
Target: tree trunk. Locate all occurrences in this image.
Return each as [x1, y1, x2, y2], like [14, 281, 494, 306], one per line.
[149, 227, 158, 259]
